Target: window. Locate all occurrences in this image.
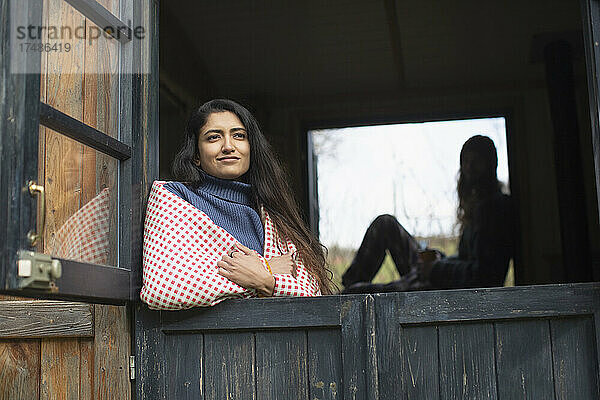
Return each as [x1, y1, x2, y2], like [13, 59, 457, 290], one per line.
[309, 117, 510, 287]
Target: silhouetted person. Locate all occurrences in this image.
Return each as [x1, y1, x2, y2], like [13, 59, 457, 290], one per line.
[342, 135, 515, 293]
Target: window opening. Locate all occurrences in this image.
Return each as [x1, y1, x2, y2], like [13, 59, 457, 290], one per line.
[310, 117, 510, 289]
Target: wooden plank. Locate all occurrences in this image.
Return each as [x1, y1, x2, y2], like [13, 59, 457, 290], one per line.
[494, 319, 554, 399]
[40, 338, 81, 400]
[165, 334, 203, 400]
[80, 16, 127, 400]
[582, 0, 600, 255]
[37, 0, 49, 254]
[402, 325, 439, 399]
[385, 283, 600, 323]
[256, 330, 308, 400]
[94, 305, 130, 400]
[438, 323, 497, 400]
[375, 294, 405, 399]
[0, 295, 32, 300]
[594, 310, 600, 398]
[13, 260, 129, 303]
[79, 337, 94, 400]
[0, 300, 93, 338]
[161, 296, 341, 331]
[551, 317, 599, 399]
[544, 39, 592, 282]
[307, 329, 343, 400]
[340, 296, 368, 400]
[135, 304, 164, 400]
[118, 0, 135, 298]
[23, 259, 130, 303]
[0, 0, 8, 289]
[0, 340, 41, 400]
[365, 294, 379, 399]
[204, 332, 254, 400]
[126, 0, 159, 299]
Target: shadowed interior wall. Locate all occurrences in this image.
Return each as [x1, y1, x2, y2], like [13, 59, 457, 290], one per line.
[158, 0, 600, 286]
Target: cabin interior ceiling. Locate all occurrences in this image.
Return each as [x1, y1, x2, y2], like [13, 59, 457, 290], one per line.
[163, 0, 582, 101]
[160, 0, 599, 285]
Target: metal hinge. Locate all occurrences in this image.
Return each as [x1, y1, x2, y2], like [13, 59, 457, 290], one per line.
[129, 355, 135, 380]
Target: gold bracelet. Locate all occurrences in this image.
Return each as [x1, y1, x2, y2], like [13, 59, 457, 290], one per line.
[265, 260, 273, 274]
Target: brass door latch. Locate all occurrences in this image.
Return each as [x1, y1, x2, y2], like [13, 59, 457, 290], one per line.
[26, 180, 45, 247]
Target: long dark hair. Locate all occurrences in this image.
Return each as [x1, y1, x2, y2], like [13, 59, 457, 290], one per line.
[172, 99, 333, 294]
[456, 135, 502, 231]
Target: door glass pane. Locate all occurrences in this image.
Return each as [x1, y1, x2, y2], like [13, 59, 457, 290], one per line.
[40, 0, 121, 139]
[37, 127, 119, 266]
[36, 0, 123, 267]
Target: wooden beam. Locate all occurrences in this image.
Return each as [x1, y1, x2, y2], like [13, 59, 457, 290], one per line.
[39, 102, 132, 161]
[160, 296, 342, 331]
[383, 0, 405, 88]
[387, 283, 600, 324]
[582, 0, 600, 281]
[64, 0, 132, 43]
[0, 301, 93, 338]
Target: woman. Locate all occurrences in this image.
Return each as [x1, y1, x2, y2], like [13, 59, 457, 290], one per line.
[140, 99, 332, 309]
[342, 135, 514, 293]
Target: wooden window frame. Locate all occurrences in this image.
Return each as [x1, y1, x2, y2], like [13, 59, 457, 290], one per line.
[0, 0, 159, 303]
[304, 112, 522, 281]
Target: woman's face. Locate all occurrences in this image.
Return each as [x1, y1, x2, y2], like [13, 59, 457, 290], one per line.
[460, 150, 488, 183]
[196, 111, 251, 180]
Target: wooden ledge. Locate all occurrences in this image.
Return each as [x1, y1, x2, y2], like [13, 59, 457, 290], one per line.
[0, 301, 93, 338]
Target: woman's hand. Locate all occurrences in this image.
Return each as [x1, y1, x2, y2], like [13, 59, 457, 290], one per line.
[268, 253, 297, 277]
[217, 242, 275, 296]
[416, 250, 442, 281]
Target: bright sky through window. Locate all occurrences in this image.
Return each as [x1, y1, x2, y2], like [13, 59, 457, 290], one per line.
[310, 117, 509, 249]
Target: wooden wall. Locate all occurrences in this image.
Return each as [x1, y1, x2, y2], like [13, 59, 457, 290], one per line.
[0, 297, 130, 400]
[1, 0, 130, 399]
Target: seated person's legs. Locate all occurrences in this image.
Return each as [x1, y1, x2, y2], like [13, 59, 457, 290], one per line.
[342, 214, 420, 288]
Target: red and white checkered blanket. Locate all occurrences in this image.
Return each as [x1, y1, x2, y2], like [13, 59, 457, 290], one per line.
[140, 181, 321, 310]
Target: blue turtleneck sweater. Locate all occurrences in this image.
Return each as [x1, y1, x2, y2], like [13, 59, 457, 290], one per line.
[163, 176, 265, 254]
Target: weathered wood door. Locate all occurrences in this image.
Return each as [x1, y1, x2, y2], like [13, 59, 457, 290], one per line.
[136, 296, 374, 400]
[375, 284, 600, 399]
[0, 0, 158, 398]
[136, 284, 600, 400]
[0, 298, 130, 399]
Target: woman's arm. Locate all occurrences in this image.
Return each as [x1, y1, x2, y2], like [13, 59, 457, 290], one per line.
[217, 242, 321, 297]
